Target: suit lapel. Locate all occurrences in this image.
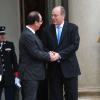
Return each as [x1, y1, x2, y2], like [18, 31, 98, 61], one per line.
[34, 33, 43, 49]
[51, 22, 68, 46]
[26, 28, 43, 50]
[59, 22, 68, 45]
[51, 25, 58, 47]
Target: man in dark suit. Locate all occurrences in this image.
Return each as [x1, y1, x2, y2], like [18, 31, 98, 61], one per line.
[19, 11, 59, 100]
[41, 6, 81, 100]
[0, 26, 19, 100]
[0, 57, 3, 82]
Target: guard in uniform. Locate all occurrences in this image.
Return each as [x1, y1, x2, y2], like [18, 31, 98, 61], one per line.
[0, 26, 19, 100]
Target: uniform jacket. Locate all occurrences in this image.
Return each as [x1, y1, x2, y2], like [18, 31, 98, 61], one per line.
[19, 28, 50, 81]
[42, 22, 81, 78]
[0, 41, 18, 85]
[0, 57, 3, 75]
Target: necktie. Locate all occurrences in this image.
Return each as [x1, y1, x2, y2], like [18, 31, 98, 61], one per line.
[56, 25, 61, 44]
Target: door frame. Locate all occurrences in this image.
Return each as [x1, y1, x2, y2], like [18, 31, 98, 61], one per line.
[19, 0, 68, 30]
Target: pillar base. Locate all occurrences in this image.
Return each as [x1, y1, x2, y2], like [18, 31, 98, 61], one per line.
[78, 88, 100, 100]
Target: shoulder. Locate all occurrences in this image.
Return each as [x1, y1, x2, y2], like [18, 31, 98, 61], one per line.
[4, 41, 15, 48]
[20, 28, 32, 41]
[21, 28, 28, 35]
[67, 22, 78, 29]
[5, 41, 13, 45]
[22, 27, 33, 37]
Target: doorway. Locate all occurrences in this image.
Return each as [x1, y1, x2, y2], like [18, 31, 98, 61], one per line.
[19, 0, 49, 99]
[20, 0, 48, 30]
[19, 0, 68, 30]
[19, 1, 68, 100]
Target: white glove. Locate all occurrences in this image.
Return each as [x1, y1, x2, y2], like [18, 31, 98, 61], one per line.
[15, 77, 21, 88]
[0, 75, 2, 82]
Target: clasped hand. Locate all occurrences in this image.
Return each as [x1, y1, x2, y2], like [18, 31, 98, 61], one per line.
[49, 51, 60, 62]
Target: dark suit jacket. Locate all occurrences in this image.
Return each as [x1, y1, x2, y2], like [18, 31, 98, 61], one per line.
[0, 57, 3, 75]
[0, 41, 18, 86]
[19, 28, 50, 81]
[41, 22, 81, 78]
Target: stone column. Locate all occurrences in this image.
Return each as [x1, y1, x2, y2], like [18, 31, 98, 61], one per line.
[0, 0, 20, 56]
[68, 0, 100, 97]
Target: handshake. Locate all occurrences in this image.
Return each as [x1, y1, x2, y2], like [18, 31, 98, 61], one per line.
[14, 51, 61, 88]
[49, 51, 61, 62]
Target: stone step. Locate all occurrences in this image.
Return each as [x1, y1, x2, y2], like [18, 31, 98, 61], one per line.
[79, 96, 100, 100]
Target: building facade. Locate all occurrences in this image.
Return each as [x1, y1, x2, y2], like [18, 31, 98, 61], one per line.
[0, 0, 100, 99]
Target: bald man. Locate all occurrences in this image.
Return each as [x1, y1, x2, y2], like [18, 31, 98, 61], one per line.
[41, 6, 81, 100]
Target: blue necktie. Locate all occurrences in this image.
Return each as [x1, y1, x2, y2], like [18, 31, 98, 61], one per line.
[57, 25, 61, 44]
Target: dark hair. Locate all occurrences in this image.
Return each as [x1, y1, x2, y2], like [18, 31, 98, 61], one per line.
[26, 11, 40, 25]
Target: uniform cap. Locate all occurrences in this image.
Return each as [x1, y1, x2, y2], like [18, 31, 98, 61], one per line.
[0, 26, 6, 35]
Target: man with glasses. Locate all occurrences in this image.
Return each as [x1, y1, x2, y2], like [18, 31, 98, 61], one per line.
[19, 11, 60, 100]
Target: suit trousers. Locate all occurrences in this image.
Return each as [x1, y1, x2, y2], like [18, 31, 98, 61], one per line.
[48, 63, 78, 100]
[37, 79, 48, 100]
[21, 80, 39, 100]
[0, 85, 15, 100]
